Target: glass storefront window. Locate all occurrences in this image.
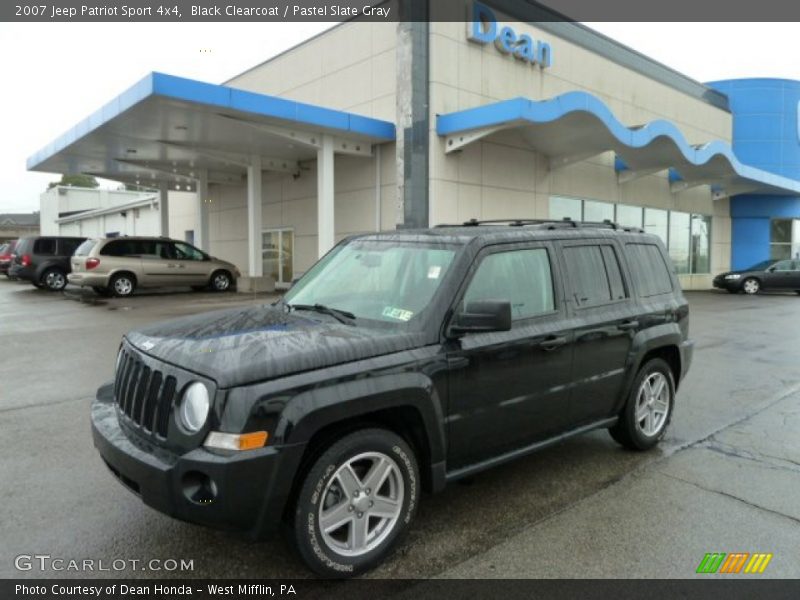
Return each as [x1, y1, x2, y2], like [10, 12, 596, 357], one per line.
[644, 208, 668, 245]
[770, 218, 800, 260]
[690, 214, 711, 274]
[668, 211, 691, 275]
[583, 200, 614, 223]
[616, 204, 643, 229]
[549, 196, 582, 221]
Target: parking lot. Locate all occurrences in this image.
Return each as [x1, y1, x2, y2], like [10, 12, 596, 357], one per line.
[1, 279, 799, 579]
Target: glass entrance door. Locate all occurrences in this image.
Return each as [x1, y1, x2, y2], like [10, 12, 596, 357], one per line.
[262, 229, 294, 288]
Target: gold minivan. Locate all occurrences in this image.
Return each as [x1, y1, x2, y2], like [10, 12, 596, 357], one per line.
[68, 237, 241, 297]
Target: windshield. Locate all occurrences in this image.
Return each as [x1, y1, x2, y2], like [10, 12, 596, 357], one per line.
[284, 240, 457, 327]
[744, 260, 775, 272]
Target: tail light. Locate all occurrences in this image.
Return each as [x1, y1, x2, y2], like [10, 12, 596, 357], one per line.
[21, 254, 31, 267]
[86, 258, 101, 270]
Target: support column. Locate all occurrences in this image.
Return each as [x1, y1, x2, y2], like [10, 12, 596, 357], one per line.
[317, 134, 335, 257]
[158, 181, 169, 237]
[247, 156, 263, 278]
[196, 169, 210, 251]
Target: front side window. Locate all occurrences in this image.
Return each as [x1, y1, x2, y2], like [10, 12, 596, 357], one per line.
[463, 248, 555, 321]
[772, 260, 795, 271]
[173, 242, 205, 261]
[284, 240, 457, 327]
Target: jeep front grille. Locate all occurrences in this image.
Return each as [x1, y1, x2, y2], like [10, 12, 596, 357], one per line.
[114, 349, 177, 438]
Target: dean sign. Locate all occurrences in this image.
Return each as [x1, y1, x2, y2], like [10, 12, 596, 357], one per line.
[467, 1, 553, 69]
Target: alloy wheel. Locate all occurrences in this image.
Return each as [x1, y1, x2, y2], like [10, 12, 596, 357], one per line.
[318, 452, 404, 558]
[45, 271, 65, 290]
[212, 273, 230, 291]
[114, 277, 133, 296]
[635, 372, 670, 437]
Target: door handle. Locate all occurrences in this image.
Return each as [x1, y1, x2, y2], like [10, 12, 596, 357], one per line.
[539, 335, 567, 351]
[617, 320, 639, 331]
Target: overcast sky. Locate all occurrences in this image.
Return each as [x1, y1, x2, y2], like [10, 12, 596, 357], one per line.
[1, 21, 798, 213]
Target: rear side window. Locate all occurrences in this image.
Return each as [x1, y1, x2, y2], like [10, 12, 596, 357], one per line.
[464, 248, 555, 320]
[625, 243, 673, 297]
[74, 240, 97, 256]
[59, 238, 85, 256]
[33, 238, 56, 255]
[563, 244, 628, 308]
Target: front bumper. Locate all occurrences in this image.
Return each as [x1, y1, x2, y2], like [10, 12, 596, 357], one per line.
[91, 383, 305, 539]
[713, 275, 741, 291]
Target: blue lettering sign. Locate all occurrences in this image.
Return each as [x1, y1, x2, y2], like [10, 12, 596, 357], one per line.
[467, 1, 553, 69]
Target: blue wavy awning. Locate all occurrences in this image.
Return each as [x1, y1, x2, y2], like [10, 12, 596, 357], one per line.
[436, 91, 800, 197]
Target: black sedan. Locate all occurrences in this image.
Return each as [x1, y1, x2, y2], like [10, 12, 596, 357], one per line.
[713, 259, 800, 295]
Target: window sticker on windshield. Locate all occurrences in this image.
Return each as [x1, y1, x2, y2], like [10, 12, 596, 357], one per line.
[382, 306, 414, 321]
[427, 265, 442, 279]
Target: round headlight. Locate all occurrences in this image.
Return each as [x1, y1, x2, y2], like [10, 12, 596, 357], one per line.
[180, 382, 210, 433]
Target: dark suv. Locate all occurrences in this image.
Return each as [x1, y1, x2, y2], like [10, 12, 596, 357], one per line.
[9, 236, 86, 291]
[91, 220, 693, 577]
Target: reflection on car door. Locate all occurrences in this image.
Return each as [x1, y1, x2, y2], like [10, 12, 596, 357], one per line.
[557, 241, 638, 426]
[445, 243, 575, 470]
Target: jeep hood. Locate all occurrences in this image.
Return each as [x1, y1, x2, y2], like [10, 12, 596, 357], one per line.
[124, 304, 423, 388]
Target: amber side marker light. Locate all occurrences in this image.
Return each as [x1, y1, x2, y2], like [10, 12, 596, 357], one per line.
[204, 431, 269, 451]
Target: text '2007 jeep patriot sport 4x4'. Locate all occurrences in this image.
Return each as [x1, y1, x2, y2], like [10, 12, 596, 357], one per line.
[91, 219, 693, 577]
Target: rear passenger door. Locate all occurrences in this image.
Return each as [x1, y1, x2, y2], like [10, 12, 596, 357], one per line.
[557, 240, 638, 426]
[445, 242, 575, 469]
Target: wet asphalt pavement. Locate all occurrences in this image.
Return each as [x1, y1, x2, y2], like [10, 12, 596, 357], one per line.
[1, 279, 799, 579]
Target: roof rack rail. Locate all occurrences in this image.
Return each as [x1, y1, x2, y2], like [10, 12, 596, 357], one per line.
[434, 217, 644, 233]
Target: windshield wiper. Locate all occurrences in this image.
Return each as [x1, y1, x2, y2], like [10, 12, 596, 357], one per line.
[288, 303, 356, 325]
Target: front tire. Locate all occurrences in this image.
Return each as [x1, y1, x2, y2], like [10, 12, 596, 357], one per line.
[610, 358, 675, 451]
[290, 428, 419, 578]
[209, 270, 233, 292]
[41, 268, 67, 291]
[742, 277, 760, 295]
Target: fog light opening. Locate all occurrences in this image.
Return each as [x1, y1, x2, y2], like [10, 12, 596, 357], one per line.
[181, 471, 218, 505]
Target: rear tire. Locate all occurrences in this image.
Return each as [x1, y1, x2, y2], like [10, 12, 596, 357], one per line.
[609, 358, 675, 451]
[109, 273, 136, 297]
[289, 428, 419, 578]
[209, 270, 233, 292]
[41, 268, 67, 291]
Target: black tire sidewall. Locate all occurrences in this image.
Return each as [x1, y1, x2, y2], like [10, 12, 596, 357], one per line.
[292, 429, 419, 578]
[623, 358, 675, 450]
[211, 270, 231, 292]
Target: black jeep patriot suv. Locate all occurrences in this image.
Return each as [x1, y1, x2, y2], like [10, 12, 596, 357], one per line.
[91, 219, 693, 577]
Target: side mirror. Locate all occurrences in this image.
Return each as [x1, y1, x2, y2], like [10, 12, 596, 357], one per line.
[450, 300, 512, 336]
[767, 266, 776, 272]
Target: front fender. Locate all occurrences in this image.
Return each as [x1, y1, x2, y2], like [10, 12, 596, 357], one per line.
[276, 372, 446, 470]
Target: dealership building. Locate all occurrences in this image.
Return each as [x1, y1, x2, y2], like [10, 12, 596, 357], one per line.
[27, 2, 800, 290]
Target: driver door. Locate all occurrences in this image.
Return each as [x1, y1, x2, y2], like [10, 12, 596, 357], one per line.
[445, 243, 575, 470]
[172, 241, 210, 285]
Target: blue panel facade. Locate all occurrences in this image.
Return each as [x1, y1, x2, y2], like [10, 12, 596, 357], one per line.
[708, 79, 800, 268]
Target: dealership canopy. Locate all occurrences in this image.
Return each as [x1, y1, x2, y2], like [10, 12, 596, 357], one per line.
[27, 72, 395, 264]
